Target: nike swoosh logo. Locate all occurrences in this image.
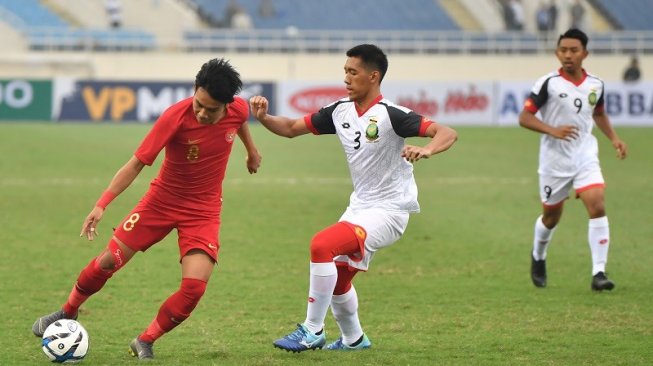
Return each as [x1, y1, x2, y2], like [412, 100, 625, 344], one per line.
[187, 139, 201, 144]
[208, 243, 217, 249]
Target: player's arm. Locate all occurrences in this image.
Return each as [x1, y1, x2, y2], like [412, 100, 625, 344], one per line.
[249, 95, 311, 138]
[237, 122, 262, 174]
[593, 108, 627, 159]
[518, 109, 578, 141]
[401, 122, 457, 162]
[80, 156, 146, 240]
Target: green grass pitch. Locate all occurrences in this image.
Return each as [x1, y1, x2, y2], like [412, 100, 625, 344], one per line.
[1, 123, 652, 365]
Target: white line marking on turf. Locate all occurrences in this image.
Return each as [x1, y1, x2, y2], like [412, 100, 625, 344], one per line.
[1, 176, 532, 186]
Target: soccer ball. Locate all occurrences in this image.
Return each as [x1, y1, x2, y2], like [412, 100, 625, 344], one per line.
[41, 319, 89, 363]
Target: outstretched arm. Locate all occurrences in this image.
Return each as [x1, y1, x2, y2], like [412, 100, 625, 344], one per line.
[401, 122, 458, 162]
[593, 109, 627, 159]
[249, 95, 311, 138]
[80, 156, 145, 240]
[518, 110, 579, 141]
[237, 122, 262, 174]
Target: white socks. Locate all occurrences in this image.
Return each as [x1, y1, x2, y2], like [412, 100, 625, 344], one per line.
[304, 262, 337, 334]
[532, 214, 610, 275]
[532, 215, 555, 261]
[588, 216, 610, 275]
[330, 286, 363, 345]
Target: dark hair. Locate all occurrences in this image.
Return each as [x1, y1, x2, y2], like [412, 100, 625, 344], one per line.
[557, 28, 588, 49]
[195, 58, 242, 103]
[346, 44, 389, 82]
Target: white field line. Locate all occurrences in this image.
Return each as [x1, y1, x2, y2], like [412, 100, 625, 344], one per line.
[0, 176, 532, 187]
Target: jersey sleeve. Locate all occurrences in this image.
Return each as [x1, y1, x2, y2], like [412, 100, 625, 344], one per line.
[387, 105, 431, 138]
[594, 81, 605, 113]
[134, 106, 180, 165]
[230, 97, 250, 123]
[306, 102, 339, 135]
[524, 75, 552, 113]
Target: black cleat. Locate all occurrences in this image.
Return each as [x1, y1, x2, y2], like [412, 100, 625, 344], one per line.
[531, 255, 547, 288]
[591, 272, 615, 291]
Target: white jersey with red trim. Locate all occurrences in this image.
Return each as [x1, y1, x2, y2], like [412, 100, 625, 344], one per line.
[525, 69, 605, 177]
[306, 96, 433, 213]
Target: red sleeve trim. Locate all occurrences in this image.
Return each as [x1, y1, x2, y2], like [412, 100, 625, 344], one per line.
[418, 118, 434, 137]
[304, 114, 319, 135]
[523, 97, 539, 113]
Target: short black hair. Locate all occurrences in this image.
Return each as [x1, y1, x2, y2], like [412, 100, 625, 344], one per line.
[346, 44, 389, 83]
[558, 28, 588, 49]
[195, 58, 242, 103]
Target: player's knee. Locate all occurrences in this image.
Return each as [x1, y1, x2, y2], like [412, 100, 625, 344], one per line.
[541, 216, 559, 229]
[98, 239, 130, 272]
[179, 278, 207, 308]
[542, 209, 562, 229]
[310, 231, 336, 262]
[588, 203, 606, 218]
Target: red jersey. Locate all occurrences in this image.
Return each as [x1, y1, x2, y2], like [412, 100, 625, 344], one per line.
[134, 96, 248, 217]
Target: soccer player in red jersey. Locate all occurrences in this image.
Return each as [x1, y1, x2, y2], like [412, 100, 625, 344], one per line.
[32, 58, 262, 360]
[519, 29, 627, 291]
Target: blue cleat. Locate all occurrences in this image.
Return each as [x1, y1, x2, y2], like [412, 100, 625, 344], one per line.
[273, 324, 326, 353]
[325, 334, 372, 350]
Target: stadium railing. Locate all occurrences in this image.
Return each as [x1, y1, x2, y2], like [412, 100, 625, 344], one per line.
[7, 26, 653, 54]
[24, 27, 157, 52]
[182, 29, 653, 55]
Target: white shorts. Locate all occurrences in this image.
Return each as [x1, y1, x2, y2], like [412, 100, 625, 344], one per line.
[334, 207, 409, 271]
[539, 162, 605, 206]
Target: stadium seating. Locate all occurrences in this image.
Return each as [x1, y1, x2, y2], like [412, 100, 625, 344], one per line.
[190, 0, 459, 30]
[592, 0, 653, 30]
[0, 0, 156, 51]
[0, 0, 66, 27]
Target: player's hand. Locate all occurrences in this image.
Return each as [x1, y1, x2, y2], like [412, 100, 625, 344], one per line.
[551, 125, 579, 141]
[80, 206, 104, 241]
[612, 138, 627, 159]
[249, 96, 269, 122]
[246, 149, 262, 174]
[401, 145, 431, 163]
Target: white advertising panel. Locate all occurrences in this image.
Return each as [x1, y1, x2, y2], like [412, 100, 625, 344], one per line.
[497, 81, 653, 126]
[278, 81, 495, 125]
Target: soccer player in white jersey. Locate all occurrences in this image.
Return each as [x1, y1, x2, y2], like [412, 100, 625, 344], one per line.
[250, 44, 457, 351]
[519, 29, 627, 291]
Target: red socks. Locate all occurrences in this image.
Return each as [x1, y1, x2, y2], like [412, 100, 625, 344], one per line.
[139, 278, 207, 343]
[62, 258, 113, 316]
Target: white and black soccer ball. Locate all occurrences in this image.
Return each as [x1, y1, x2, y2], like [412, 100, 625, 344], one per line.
[41, 319, 89, 363]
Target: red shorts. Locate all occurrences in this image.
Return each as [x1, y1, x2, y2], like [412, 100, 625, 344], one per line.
[113, 198, 221, 262]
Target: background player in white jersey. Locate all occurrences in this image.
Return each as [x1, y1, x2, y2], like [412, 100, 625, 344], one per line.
[519, 29, 627, 291]
[250, 44, 457, 352]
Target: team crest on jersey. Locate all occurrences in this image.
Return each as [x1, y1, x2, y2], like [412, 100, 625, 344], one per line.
[588, 90, 598, 106]
[186, 140, 200, 162]
[225, 128, 237, 143]
[365, 116, 379, 141]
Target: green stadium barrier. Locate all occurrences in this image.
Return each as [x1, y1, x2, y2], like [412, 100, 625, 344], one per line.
[0, 79, 52, 121]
